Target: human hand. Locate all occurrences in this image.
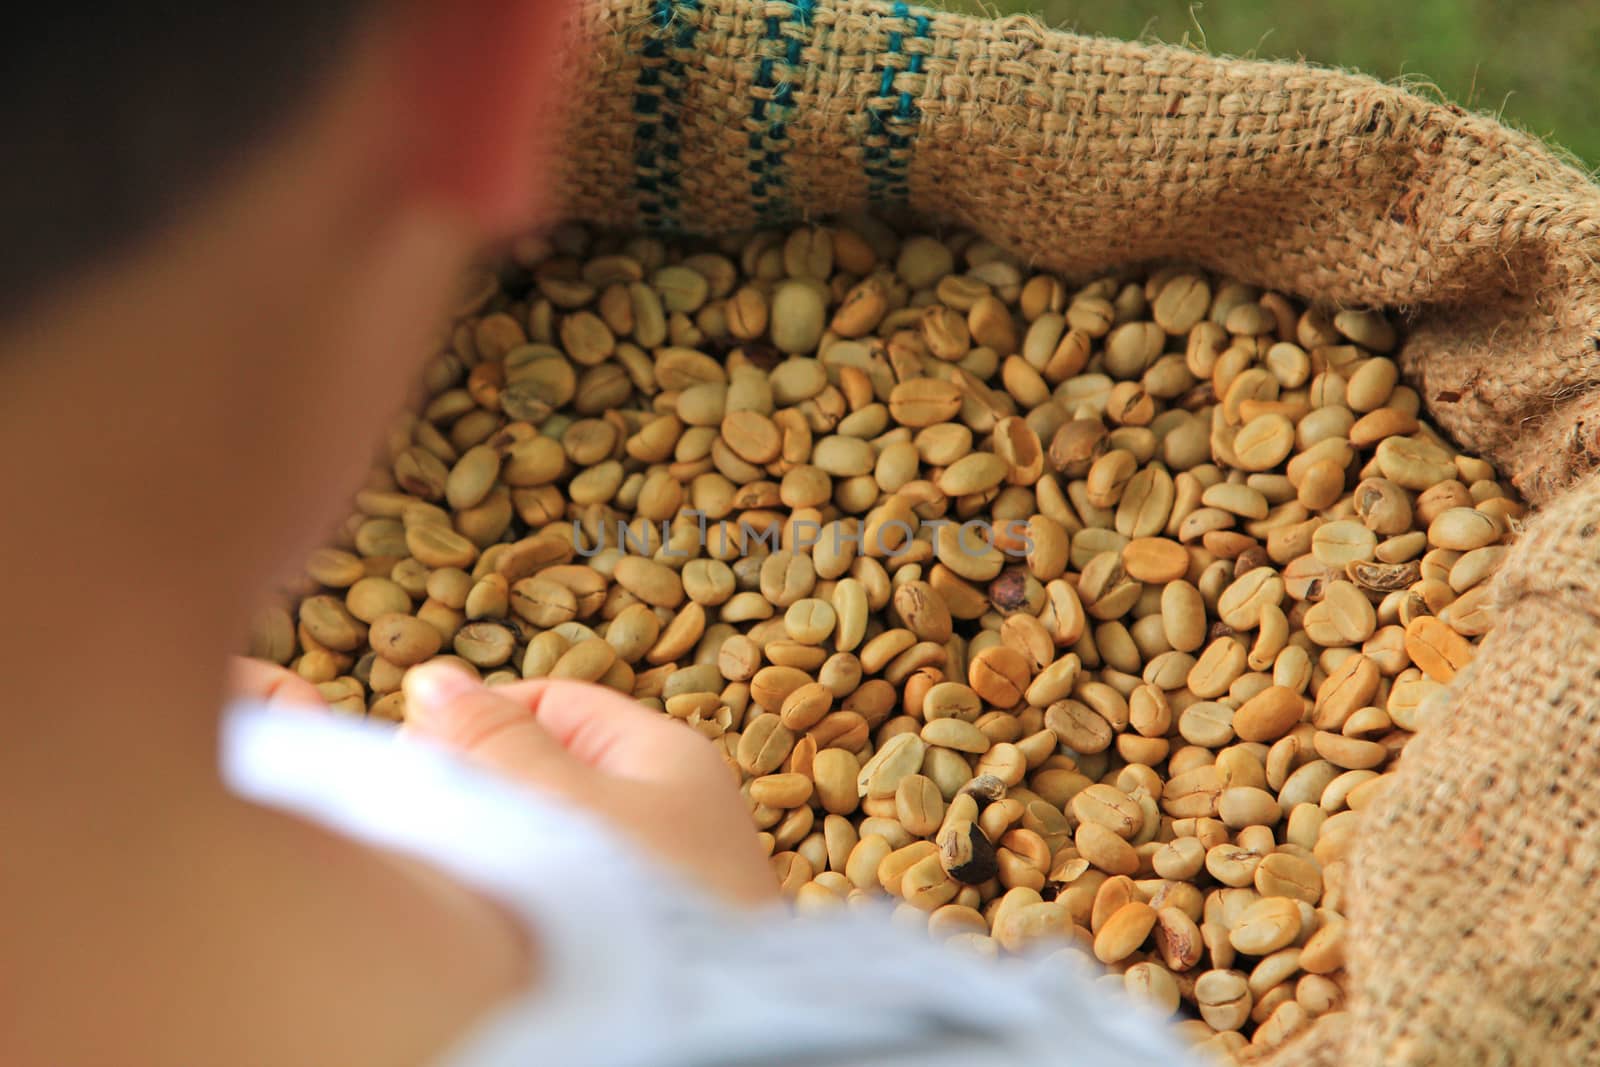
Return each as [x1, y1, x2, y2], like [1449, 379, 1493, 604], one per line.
[401, 662, 779, 907]
[229, 656, 328, 710]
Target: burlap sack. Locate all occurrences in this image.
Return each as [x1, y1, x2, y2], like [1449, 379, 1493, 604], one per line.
[552, 2, 1600, 1062]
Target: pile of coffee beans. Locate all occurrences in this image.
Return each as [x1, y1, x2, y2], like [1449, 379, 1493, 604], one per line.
[251, 218, 1518, 1061]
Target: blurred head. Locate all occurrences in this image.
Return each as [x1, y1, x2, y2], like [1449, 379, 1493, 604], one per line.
[1, 3, 565, 598]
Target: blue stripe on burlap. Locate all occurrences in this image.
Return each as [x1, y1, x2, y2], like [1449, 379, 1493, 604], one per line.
[748, 0, 817, 223]
[633, 0, 701, 231]
[863, 1, 930, 208]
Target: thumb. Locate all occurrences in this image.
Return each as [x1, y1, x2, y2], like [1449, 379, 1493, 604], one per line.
[401, 662, 585, 791]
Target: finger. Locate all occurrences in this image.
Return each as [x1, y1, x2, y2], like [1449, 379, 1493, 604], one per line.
[418, 674, 776, 906]
[402, 662, 585, 790]
[228, 656, 326, 710]
[487, 679, 726, 784]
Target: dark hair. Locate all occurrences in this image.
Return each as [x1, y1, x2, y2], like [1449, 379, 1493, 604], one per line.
[3, 6, 375, 320]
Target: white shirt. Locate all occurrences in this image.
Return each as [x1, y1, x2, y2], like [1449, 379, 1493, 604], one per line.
[222, 702, 1201, 1067]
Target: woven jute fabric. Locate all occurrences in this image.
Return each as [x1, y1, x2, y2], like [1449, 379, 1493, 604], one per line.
[550, 1, 1600, 1062]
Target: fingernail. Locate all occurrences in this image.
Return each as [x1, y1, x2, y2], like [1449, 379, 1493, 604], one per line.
[404, 664, 479, 730]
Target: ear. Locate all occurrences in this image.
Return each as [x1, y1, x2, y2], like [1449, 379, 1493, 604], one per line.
[390, 0, 570, 235]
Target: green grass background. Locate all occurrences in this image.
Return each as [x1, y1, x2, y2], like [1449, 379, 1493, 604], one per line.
[946, 0, 1600, 168]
